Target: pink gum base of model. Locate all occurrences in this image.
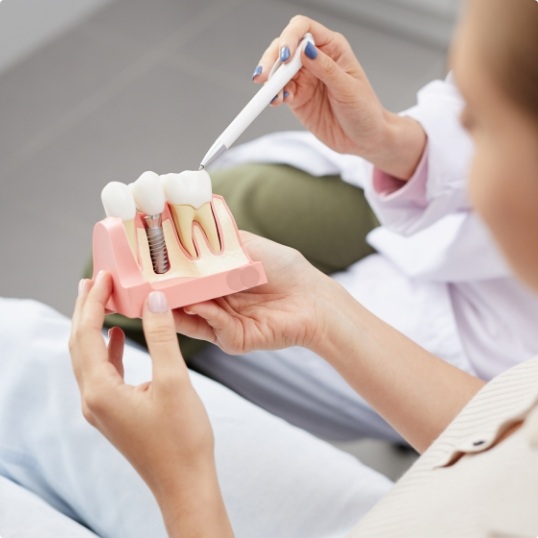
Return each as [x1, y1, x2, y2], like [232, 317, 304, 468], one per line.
[92, 195, 267, 318]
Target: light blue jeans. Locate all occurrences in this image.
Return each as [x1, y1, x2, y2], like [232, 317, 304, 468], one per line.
[0, 298, 392, 537]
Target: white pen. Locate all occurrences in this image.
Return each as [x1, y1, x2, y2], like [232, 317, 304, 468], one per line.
[199, 33, 315, 169]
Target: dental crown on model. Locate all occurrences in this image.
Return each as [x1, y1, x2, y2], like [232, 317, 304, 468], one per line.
[131, 171, 170, 275]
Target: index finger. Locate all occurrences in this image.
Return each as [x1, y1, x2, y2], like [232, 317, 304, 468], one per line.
[278, 15, 334, 58]
[255, 16, 333, 83]
[69, 271, 114, 381]
[255, 15, 326, 68]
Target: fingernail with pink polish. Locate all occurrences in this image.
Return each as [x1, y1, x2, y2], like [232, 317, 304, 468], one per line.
[78, 279, 86, 295]
[148, 291, 168, 313]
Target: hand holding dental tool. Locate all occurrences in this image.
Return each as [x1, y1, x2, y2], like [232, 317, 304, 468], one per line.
[199, 33, 315, 169]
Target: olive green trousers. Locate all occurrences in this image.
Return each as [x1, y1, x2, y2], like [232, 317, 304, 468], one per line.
[88, 164, 378, 357]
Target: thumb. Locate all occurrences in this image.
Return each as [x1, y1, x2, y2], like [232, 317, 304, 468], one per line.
[143, 291, 189, 388]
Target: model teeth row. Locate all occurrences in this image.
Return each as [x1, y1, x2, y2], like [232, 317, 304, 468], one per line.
[101, 169, 220, 265]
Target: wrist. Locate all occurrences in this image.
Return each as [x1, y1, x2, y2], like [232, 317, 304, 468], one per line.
[152, 459, 234, 538]
[305, 278, 384, 379]
[364, 111, 427, 181]
[305, 276, 360, 361]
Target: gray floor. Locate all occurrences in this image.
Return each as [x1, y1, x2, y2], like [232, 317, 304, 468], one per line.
[0, 0, 448, 480]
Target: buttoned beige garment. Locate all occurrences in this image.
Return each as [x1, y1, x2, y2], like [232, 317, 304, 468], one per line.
[348, 356, 538, 537]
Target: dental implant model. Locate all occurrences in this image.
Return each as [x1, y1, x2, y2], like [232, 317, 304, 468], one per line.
[161, 169, 220, 258]
[131, 171, 170, 274]
[92, 168, 266, 318]
[100, 181, 138, 258]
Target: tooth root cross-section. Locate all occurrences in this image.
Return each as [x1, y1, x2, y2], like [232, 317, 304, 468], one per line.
[170, 202, 221, 258]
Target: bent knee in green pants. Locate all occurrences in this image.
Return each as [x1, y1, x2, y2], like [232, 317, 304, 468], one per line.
[211, 164, 378, 274]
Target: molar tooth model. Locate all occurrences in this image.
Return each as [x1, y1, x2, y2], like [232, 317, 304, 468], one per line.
[161, 170, 220, 257]
[93, 169, 266, 318]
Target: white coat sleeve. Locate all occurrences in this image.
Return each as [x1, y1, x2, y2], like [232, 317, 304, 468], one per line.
[363, 75, 513, 282]
[211, 76, 512, 282]
[364, 75, 474, 234]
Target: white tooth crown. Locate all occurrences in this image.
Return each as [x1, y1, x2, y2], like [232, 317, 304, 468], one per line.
[161, 170, 212, 209]
[131, 171, 165, 215]
[101, 181, 137, 221]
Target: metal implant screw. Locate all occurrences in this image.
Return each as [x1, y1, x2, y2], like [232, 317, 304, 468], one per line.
[143, 214, 170, 274]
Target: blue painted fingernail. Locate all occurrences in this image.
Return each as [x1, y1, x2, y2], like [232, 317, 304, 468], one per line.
[305, 41, 318, 60]
[271, 94, 278, 103]
[283, 91, 289, 100]
[280, 46, 290, 62]
[252, 65, 262, 79]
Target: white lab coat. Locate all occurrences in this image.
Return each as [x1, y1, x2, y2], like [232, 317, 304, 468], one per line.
[212, 76, 538, 381]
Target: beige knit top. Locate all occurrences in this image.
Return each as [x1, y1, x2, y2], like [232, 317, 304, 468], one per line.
[347, 356, 538, 537]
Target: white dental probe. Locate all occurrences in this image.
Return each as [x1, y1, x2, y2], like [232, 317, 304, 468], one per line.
[199, 33, 315, 169]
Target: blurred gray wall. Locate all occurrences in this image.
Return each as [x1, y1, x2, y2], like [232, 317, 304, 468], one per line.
[0, 0, 117, 74]
[0, 0, 461, 77]
[280, 0, 460, 47]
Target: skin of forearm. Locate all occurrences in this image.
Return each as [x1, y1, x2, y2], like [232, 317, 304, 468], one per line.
[308, 277, 485, 453]
[151, 461, 234, 538]
[361, 111, 428, 181]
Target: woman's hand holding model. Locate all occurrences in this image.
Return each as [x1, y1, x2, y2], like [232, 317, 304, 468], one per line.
[70, 273, 234, 538]
[173, 232, 326, 354]
[256, 15, 427, 179]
